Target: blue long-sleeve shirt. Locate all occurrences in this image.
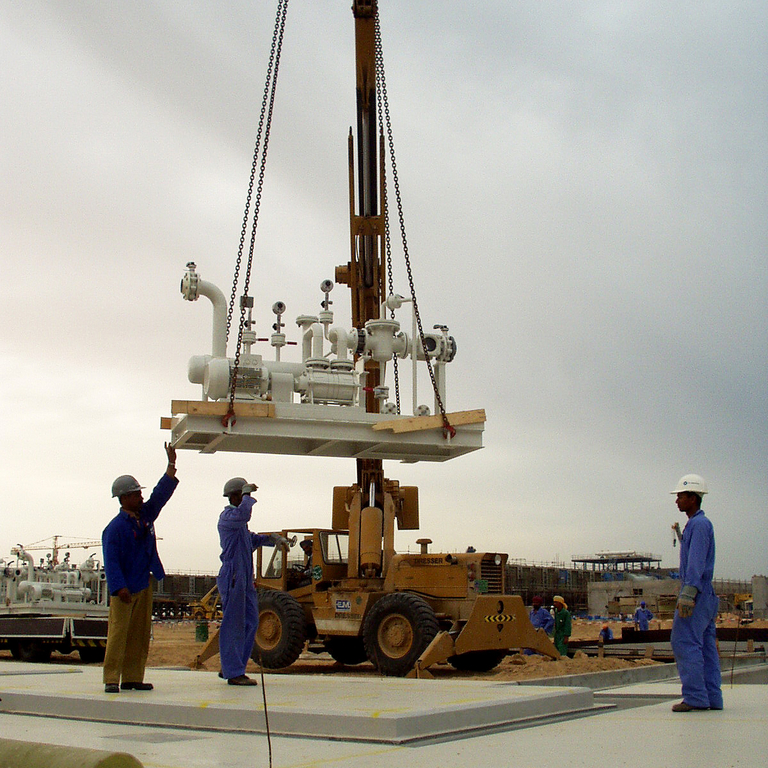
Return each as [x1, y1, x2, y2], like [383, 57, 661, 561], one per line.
[103, 473, 178, 595]
[217, 496, 273, 584]
[679, 509, 716, 596]
[530, 606, 555, 634]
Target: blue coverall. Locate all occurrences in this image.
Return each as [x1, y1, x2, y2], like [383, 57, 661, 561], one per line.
[523, 605, 555, 655]
[670, 509, 722, 709]
[530, 606, 555, 634]
[634, 606, 654, 631]
[217, 496, 274, 680]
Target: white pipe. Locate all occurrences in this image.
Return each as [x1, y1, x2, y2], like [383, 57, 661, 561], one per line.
[302, 323, 325, 360]
[328, 327, 352, 360]
[196, 280, 228, 358]
[17, 549, 35, 582]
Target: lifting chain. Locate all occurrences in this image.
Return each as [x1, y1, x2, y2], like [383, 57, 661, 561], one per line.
[223, 0, 290, 428]
[374, 15, 454, 438]
[380, 132, 401, 413]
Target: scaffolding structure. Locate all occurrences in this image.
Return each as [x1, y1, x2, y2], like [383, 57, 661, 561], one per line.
[571, 551, 662, 572]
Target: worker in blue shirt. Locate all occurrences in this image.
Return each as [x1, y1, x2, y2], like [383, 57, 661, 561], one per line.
[669, 474, 722, 712]
[524, 595, 555, 654]
[634, 601, 654, 631]
[599, 623, 613, 642]
[102, 443, 178, 694]
[529, 595, 555, 634]
[217, 477, 291, 685]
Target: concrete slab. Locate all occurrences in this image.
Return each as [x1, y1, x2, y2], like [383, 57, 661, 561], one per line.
[0, 679, 765, 768]
[0, 664, 596, 744]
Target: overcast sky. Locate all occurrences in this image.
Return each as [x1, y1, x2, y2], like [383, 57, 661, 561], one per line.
[1, 1, 766, 581]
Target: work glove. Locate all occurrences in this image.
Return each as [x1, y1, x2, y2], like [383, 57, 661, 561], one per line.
[242, 483, 256, 494]
[676, 585, 697, 618]
[270, 534, 292, 548]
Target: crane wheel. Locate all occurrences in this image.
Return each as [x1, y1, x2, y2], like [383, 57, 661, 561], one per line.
[448, 649, 506, 672]
[363, 592, 439, 676]
[324, 636, 368, 666]
[252, 589, 306, 669]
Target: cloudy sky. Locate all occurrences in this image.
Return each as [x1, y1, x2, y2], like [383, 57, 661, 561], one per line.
[1, 1, 766, 581]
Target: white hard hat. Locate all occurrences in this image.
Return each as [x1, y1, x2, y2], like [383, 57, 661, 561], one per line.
[223, 477, 248, 497]
[111, 475, 144, 498]
[671, 474, 708, 497]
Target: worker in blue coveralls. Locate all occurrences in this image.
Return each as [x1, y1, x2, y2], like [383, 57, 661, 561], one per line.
[669, 473, 723, 712]
[524, 595, 555, 654]
[634, 601, 654, 631]
[217, 477, 292, 686]
[102, 442, 178, 694]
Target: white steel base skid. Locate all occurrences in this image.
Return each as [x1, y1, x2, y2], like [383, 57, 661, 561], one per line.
[163, 400, 485, 462]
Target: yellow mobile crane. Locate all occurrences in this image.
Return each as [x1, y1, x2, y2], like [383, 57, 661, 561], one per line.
[178, 1, 557, 677]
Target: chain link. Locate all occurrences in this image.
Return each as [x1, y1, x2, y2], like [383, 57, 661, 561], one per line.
[225, 0, 290, 426]
[374, 16, 453, 437]
[378, 119, 401, 411]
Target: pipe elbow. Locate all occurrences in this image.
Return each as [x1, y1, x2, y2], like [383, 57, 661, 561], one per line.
[197, 280, 227, 358]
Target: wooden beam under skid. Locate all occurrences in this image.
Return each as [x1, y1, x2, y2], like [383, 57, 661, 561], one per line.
[372, 408, 486, 434]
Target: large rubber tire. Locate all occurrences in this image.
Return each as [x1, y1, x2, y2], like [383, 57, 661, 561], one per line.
[324, 636, 368, 666]
[252, 589, 307, 669]
[363, 593, 439, 677]
[17, 641, 52, 663]
[78, 646, 106, 664]
[448, 649, 507, 672]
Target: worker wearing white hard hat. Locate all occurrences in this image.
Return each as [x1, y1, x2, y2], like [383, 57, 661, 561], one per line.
[669, 473, 722, 712]
[102, 443, 178, 694]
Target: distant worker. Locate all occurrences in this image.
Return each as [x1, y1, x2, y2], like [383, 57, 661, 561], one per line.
[102, 443, 178, 694]
[530, 595, 554, 634]
[552, 595, 572, 656]
[300, 538, 313, 567]
[669, 474, 722, 712]
[524, 595, 555, 654]
[300, 538, 313, 572]
[599, 623, 613, 643]
[634, 601, 654, 631]
[217, 477, 291, 686]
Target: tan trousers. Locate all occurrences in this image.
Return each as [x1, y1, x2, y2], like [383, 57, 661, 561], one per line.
[102, 585, 153, 685]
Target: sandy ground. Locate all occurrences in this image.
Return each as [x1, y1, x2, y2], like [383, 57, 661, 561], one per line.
[146, 613, 767, 681]
[141, 616, 680, 680]
[2, 614, 760, 682]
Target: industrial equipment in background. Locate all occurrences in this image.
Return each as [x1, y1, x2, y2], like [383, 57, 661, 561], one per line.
[188, 585, 222, 622]
[0, 540, 108, 663]
[178, 1, 556, 677]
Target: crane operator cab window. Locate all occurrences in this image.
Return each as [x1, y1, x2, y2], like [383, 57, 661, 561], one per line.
[261, 545, 284, 580]
[259, 531, 350, 586]
[321, 532, 348, 565]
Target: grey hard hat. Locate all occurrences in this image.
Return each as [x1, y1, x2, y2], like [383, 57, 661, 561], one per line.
[111, 475, 144, 498]
[223, 477, 248, 497]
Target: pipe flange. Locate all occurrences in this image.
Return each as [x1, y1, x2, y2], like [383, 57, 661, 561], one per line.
[445, 336, 457, 363]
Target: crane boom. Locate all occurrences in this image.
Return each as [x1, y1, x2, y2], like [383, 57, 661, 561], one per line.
[336, 0, 387, 497]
